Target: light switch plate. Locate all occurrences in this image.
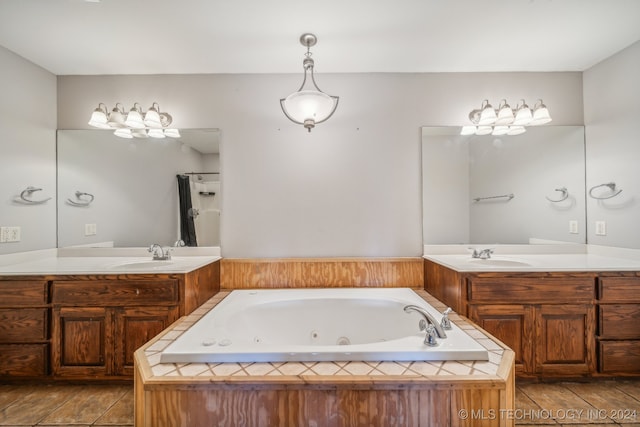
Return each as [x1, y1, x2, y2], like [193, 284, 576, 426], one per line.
[569, 220, 579, 234]
[595, 221, 607, 236]
[0, 226, 21, 243]
[84, 223, 97, 236]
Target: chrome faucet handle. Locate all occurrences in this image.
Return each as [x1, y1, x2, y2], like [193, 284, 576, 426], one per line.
[148, 243, 170, 260]
[480, 248, 494, 259]
[440, 307, 453, 330]
[173, 239, 186, 247]
[423, 324, 439, 346]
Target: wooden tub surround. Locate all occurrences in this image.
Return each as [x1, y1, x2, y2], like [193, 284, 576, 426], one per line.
[134, 290, 515, 426]
[220, 257, 425, 289]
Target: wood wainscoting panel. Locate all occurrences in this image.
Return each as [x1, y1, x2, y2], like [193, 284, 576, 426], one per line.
[220, 258, 424, 289]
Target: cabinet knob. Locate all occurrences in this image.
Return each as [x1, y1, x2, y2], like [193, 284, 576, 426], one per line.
[135, 289, 140, 295]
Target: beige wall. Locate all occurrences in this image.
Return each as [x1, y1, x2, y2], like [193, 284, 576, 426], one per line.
[0, 45, 57, 255]
[57, 72, 583, 257]
[584, 40, 640, 249]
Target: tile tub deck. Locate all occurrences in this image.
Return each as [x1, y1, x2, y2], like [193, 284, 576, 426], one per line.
[134, 290, 515, 426]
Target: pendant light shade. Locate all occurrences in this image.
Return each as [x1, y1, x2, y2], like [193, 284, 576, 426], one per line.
[125, 103, 145, 129]
[280, 33, 339, 132]
[148, 128, 166, 138]
[513, 100, 533, 125]
[494, 100, 515, 125]
[113, 128, 133, 138]
[530, 99, 552, 125]
[144, 102, 163, 128]
[88, 103, 110, 129]
[478, 100, 497, 125]
[164, 128, 181, 138]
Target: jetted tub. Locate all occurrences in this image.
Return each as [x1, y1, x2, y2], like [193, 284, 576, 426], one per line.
[160, 287, 489, 363]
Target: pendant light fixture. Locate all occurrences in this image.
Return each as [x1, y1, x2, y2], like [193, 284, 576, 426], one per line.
[280, 33, 339, 132]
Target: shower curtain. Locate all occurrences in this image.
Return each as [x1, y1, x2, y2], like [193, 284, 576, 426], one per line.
[176, 175, 198, 246]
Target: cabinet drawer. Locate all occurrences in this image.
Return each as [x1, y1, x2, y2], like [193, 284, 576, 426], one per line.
[0, 308, 48, 342]
[599, 304, 640, 339]
[468, 277, 594, 303]
[599, 277, 640, 302]
[599, 340, 640, 374]
[52, 280, 179, 305]
[0, 281, 48, 306]
[0, 344, 48, 377]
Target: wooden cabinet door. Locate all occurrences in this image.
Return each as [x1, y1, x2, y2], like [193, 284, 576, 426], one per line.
[534, 304, 596, 376]
[114, 306, 179, 376]
[468, 304, 535, 375]
[52, 307, 113, 377]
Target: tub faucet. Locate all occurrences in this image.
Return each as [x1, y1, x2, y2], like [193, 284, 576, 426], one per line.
[404, 305, 447, 343]
[470, 248, 494, 259]
[148, 243, 171, 261]
[440, 307, 453, 330]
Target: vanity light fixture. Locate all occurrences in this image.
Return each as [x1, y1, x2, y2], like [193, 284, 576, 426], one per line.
[462, 99, 552, 136]
[87, 102, 180, 139]
[280, 33, 339, 132]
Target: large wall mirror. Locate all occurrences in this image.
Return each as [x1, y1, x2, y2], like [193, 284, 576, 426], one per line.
[57, 129, 221, 248]
[422, 126, 586, 245]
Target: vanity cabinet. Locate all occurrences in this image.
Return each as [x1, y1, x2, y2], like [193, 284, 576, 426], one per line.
[52, 304, 179, 378]
[52, 278, 183, 379]
[0, 260, 220, 381]
[466, 275, 596, 377]
[0, 280, 49, 377]
[425, 259, 600, 378]
[597, 274, 640, 375]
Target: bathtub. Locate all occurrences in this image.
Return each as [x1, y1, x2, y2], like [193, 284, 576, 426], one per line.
[160, 287, 489, 363]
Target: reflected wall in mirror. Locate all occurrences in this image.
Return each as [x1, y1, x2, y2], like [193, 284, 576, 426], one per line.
[422, 126, 586, 245]
[57, 129, 221, 248]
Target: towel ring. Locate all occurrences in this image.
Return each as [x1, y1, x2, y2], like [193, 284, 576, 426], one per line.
[17, 186, 51, 204]
[589, 182, 622, 200]
[545, 187, 569, 203]
[67, 191, 95, 207]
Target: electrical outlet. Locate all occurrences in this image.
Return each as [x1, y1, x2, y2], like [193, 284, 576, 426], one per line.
[84, 223, 97, 236]
[0, 226, 21, 243]
[569, 220, 579, 234]
[595, 221, 607, 236]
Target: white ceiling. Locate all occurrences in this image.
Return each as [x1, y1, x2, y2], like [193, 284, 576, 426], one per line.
[0, 0, 639, 75]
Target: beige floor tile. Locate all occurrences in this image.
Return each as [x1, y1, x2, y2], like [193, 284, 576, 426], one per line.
[616, 381, 640, 402]
[516, 383, 612, 425]
[93, 389, 134, 426]
[0, 385, 78, 425]
[39, 385, 128, 426]
[565, 381, 640, 424]
[515, 386, 559, 425]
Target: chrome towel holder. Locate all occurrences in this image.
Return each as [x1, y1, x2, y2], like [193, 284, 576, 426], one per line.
[66, 191, 95, 207]
[473, 193, 514, 202]
[589, 182, 622, 200]
[16, 186, 51, 204]
[545, 187, 569, 203]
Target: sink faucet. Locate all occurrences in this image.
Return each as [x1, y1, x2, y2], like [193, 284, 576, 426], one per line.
[470, 248, 494, 259]
[404, 305, 447, 345]
[148, 243, 171, 261]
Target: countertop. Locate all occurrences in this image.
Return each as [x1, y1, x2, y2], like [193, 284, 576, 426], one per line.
[0, 247, 221, 276]
[423, 244, 640, 272]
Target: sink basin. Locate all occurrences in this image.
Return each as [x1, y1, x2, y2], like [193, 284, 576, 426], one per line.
[110, 260, 174, 270]
[468, 258, 531, 267]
